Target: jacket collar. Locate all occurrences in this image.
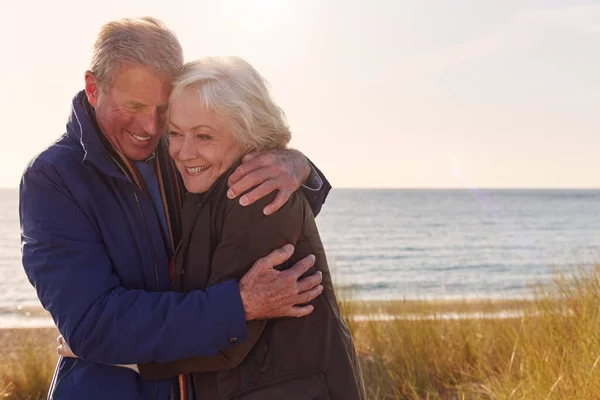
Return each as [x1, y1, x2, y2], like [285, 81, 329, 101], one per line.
[66, 90, 131, 182]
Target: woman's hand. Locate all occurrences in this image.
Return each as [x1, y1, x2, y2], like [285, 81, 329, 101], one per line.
[227, 149, 311, 215]
[57, 335, 78, 358]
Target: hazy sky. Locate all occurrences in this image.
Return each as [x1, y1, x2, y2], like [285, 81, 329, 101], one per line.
[1, 0, 598, 188]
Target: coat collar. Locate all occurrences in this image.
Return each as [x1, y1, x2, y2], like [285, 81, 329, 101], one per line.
[65, 90, 132, 182]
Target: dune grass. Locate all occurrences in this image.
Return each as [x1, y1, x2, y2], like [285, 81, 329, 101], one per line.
[339, 265, 600, 399]
[0, 328, 57, 400]
[3, 266, 600, 399]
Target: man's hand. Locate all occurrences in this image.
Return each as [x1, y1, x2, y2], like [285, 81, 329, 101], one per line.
[57, 335, 78, 358]
[227, 149, 311, 215]
[240, 244, 323, 320]
[58, 335, 139, 373]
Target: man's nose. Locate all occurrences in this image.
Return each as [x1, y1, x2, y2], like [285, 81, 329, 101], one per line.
[139, 109, 159, 136]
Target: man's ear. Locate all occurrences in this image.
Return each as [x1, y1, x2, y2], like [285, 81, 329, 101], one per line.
[84, 71, 100, 107]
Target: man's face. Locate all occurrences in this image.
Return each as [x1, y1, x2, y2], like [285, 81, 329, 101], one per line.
[85, 63, 172, 161]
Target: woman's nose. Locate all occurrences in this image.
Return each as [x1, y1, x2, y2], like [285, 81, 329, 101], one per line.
[178, 136, 198, 161]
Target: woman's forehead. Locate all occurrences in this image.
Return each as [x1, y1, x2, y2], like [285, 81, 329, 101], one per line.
[169, 100, 223, 131]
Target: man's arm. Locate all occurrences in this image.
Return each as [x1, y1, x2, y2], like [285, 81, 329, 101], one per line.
[227, 149, 332, 217]
[57, 246, 320, 366]
[300, 159, 331, 217]
[20, 164, 322, 365]
[20, 164, 248, 365]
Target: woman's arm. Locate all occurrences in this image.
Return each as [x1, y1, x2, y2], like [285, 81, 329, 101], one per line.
[138, 190, 307, 379]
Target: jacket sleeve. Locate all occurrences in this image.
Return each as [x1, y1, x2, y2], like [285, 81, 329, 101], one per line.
[138, 189, 305, 379]
[19, 164, 248, 365]
[300, 159, 331, 217]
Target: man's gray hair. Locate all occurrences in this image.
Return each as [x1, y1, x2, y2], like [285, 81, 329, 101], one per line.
[89, 17, 183, 86]
[171, 57, 291, 152]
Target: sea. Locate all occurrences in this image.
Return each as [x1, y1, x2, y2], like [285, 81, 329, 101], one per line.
[2, 188, 600, 327]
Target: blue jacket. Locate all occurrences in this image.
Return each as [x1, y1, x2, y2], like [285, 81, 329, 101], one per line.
[20, 92, 252, 399]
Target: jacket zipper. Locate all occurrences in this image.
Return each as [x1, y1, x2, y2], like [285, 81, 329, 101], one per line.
[178, 199, 209, 280]
[132, 190, 161, 400]
[172, 242, 183, 288]
[133, 190, 161, 290]
[48, 358, 79, 399]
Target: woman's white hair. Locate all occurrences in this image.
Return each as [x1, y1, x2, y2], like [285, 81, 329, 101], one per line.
[171, 57, 291, 151]
[89, 17, 183, 86]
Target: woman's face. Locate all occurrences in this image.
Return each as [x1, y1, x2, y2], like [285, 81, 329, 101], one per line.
[168, 88, 243, 193]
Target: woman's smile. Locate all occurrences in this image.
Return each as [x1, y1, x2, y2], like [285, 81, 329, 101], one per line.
[184, 165, 211, 175]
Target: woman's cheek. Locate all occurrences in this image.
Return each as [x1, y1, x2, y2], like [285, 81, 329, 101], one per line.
[168, 138, 181, 159]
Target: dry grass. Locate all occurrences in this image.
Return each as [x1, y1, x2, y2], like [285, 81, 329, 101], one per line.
[340, 265, 600, 399]
[0, 328, 57, 400]
[3, 266, 600, 399]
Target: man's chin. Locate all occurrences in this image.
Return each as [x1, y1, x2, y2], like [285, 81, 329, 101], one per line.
[123, 146, 158, 161]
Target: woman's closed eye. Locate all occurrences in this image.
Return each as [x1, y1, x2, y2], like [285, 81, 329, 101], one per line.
[166, 131, 213, 141]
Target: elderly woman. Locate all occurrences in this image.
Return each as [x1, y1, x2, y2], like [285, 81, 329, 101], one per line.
[134, 57, 365, 399]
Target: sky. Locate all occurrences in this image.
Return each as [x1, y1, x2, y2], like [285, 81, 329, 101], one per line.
[1, 0, 599, 188]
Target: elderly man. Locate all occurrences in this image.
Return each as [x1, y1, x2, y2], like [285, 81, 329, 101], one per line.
[20, 17, 330, 400]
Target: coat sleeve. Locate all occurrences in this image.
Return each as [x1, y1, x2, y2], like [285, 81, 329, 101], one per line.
[300, 159, 331, 217]
[19, 164, 248, 365]
[138, 189, 306, 379]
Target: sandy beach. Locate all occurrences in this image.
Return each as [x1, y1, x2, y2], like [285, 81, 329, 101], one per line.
[0, 298, 535, 359]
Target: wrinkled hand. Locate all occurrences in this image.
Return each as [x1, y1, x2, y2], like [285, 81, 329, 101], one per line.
[57, 335, 78, 359]
[227, 149, 311, 215]
[240, 244, 323, 320]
